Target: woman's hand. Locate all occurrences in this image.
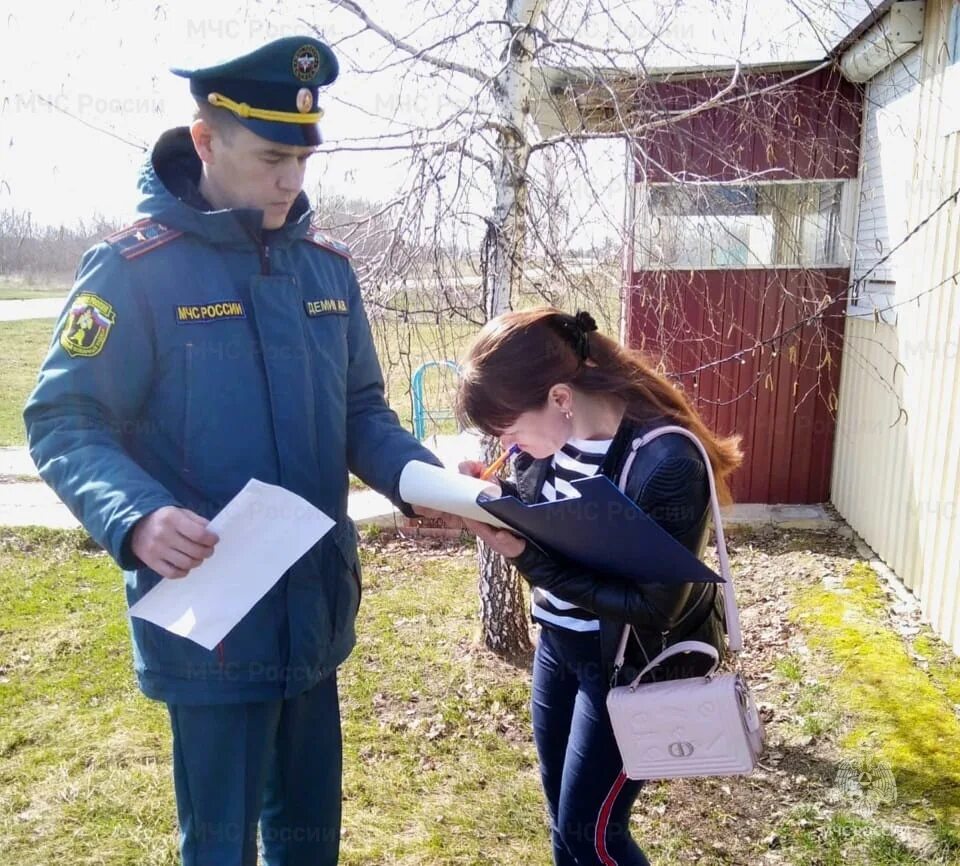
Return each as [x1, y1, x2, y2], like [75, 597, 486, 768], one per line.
[459, 459, 502, 495]
[458, 460, 524, 555]
[459, 459, 484, 477]
[461, 517, 527, 559]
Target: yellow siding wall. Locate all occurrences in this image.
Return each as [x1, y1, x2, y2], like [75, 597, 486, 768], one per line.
[832, 0, 960, 653]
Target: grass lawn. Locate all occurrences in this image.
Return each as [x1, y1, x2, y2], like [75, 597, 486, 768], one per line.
[366, 285, 622, 436]
[2, 525, 959, 865]
[0, 315, 468, 448]
[0, 278, 70, 301]
[372, 317, 474, 436]
[0, 287, 68, 301]
[0, 319, 55, 446]
[0, 529, 548, 866]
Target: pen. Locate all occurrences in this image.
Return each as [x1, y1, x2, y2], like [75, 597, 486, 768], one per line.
[480, 444, 519, 480]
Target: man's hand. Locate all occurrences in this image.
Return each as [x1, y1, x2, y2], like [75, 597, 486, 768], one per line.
[130, 506, 219, 579]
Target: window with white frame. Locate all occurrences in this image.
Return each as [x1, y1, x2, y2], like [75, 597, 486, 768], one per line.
[633, 180, 854, 271]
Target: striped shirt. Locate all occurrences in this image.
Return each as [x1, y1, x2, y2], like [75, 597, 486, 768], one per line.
[531, 437, 613, 632]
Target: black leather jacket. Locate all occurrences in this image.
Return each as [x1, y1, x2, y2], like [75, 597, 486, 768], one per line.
[506, 417, 727, 683]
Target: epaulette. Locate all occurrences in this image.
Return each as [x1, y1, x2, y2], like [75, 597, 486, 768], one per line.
[305, 225, 351, 259]
[105, 218, 184, 260]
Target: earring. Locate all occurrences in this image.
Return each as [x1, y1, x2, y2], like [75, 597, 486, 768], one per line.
[563, 411, 573, 420]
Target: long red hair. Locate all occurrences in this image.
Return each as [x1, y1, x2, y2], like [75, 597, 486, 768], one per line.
[456, 307, 743, 504]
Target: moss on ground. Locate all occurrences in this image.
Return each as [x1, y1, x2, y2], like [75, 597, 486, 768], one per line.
[792, 561, 960, 828]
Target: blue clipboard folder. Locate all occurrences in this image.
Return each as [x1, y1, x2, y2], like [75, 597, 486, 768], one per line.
[477, 475, 723, 586]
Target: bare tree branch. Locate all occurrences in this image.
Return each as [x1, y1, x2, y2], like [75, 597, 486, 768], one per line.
[317, 0, 489, 82]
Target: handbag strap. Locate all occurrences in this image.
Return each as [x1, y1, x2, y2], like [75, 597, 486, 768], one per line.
[613, 425, 743, 677]
[630, 639, 721, 689]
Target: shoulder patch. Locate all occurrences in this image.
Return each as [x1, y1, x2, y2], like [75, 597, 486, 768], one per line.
[304, 226, 351, 259]
[106, 219, 183, 260]
[60, 293, 116, 358]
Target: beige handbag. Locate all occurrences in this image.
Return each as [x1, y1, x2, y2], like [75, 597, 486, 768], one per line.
[605, 426, 764, 780]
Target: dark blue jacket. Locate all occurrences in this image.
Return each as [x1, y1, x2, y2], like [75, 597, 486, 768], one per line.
[507, 417, 726, 682]
[24, 128, 440, 704]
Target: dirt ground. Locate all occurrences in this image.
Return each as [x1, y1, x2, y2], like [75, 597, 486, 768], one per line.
[373, 519, 960, 865]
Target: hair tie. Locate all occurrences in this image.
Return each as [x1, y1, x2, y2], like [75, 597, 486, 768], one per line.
[556, 310, 597, 362]
[575, 311, 598, 335]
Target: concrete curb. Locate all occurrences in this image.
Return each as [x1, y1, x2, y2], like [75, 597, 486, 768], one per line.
[0, 473, 840, 534]
[0, 483, 414, 532]
[0, 446, 838, 534]
[720, 503, 838, 531]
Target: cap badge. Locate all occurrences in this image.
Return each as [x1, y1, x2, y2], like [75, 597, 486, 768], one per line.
[296, 87, 314, 113]
[293, 45, 321, 82]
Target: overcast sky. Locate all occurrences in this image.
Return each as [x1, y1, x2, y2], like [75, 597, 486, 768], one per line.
[0, 0, 872, 231]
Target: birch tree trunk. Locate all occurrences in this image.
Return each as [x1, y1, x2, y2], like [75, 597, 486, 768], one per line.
[476, 0, 547, 659]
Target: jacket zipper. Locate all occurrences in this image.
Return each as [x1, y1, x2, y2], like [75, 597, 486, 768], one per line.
[659, 582, 711, 650]
[612, 437, 713, 653]
[671, 582, 711, 630]
[620, 582, 712, 682]
[255, 236, 287, 672]
[260, 242, 271, 275]
[183, 341, 193, 476]
[210, 242, 270, 668]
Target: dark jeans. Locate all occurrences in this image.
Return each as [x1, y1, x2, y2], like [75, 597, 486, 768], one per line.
[532, 626, 652, 866]
[167, 673, 342, 866]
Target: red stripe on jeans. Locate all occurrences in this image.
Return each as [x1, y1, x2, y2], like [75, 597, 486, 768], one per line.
[595, 770, 628, 866]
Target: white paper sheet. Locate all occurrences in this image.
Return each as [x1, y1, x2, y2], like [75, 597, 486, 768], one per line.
[398, 461, 511, 529]
[128, 479, 334, 650]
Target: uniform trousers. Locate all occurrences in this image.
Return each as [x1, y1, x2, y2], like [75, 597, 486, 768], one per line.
[167, 673, 341, 866]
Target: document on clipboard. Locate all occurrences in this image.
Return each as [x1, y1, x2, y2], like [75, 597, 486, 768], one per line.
[398, 461, 722, 585]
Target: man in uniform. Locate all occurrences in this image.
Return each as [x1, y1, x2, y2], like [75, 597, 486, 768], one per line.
[24, 36, 441, 866]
